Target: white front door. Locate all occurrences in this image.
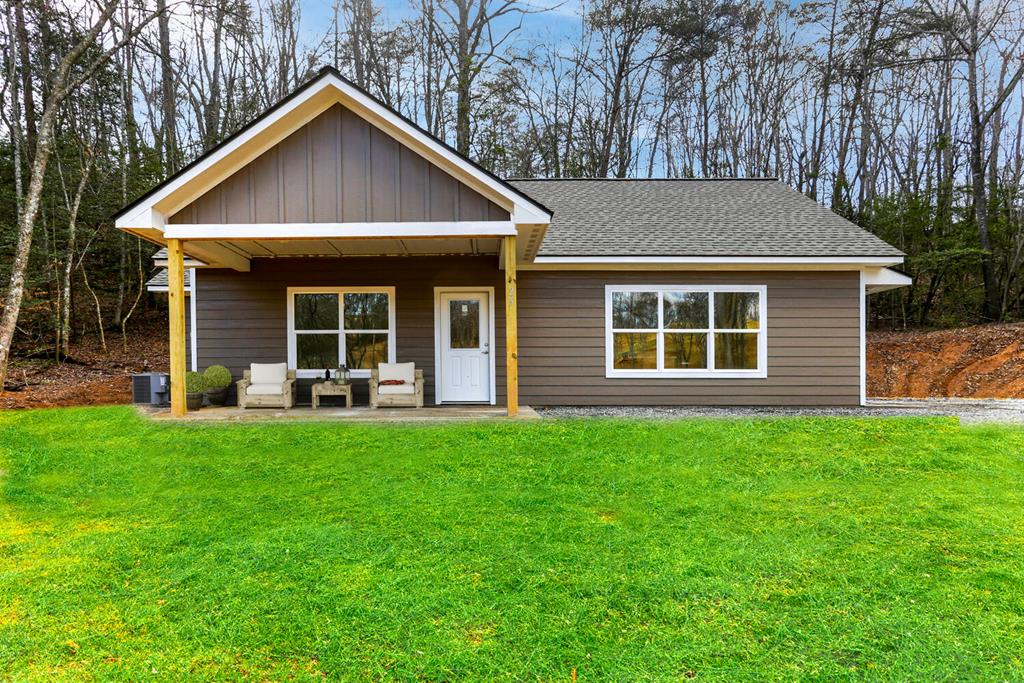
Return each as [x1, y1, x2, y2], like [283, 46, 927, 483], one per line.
[439, 291, 491, 403]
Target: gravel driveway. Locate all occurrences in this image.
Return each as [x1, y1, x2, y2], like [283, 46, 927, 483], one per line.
[537, 399, 1024, 425]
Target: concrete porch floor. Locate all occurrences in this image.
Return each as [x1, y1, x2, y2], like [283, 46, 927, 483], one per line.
[144, 404, 540, 422]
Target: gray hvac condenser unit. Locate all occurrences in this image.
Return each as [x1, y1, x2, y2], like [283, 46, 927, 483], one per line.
[131, 373, 170, 405]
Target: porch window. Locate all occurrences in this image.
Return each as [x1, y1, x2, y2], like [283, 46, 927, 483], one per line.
[287, 287, 396, 378]
[605, 285, 766, 378]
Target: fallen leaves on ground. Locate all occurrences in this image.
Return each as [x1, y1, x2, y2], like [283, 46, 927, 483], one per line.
[0, 313, 168, 410]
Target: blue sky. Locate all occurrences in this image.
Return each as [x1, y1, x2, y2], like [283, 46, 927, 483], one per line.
[298, 0, 586, 54]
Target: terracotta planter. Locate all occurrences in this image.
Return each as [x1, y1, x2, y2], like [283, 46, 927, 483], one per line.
[205, 386, 228, 406]
[186, 392, 204, 411]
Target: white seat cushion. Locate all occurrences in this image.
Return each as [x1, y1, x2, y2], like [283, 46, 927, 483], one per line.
[250, 362, 287, 384]
[378, 362, 415, 384]
[247, 383, 285, 396]
[378, 383, 415, 395]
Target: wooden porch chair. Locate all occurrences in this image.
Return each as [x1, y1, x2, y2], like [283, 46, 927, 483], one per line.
[369, 362, 424, 408]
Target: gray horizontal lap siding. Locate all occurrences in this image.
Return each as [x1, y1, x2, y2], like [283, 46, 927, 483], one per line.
[184, 302, 192, 370]
[194, 256, 506, 406]
[193, 263, 860, 407]
[516, 270, 861, 407]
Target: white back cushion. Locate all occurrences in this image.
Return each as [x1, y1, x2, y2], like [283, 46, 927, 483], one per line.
[247, 383, 285, 396]
[377, 383, 415, 395]
[378, 362, 415, 384]
[250, 362, 287, 385]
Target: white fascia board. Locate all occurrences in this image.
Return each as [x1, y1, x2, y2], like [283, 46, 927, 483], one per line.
[162, 221, 517, 241]
[533, 255, 904, 266]
[115, 73, 550, 232]
[863, 266, 912, 293]
[116, 205, 165, 231]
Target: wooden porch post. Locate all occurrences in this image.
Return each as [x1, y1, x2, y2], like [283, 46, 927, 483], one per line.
[504, 235, 519, 417]
[167, 238, 187, 416]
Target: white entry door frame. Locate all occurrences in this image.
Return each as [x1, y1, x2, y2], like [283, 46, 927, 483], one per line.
[434, 286, 496, 405]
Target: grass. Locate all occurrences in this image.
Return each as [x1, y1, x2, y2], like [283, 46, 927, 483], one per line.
[0, 407, 1023, 681]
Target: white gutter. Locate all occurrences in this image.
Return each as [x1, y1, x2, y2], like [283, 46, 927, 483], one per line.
[531, 256, 904, 266]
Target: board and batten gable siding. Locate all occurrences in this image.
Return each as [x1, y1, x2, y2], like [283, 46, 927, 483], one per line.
[194, 256, 506, 406]
[167, 103, 509, 225]
[516, 270, 862, 406]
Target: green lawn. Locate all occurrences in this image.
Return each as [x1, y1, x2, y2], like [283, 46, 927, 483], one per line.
[0, 408, 1022, 680]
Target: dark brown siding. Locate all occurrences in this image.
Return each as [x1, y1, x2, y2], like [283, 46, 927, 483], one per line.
[517, 270, 862, 406]
[191, 263, 862, 408]
[169, 104, 509, 225]
[194, 257, 506, 406]
[184, 298, 193, 370]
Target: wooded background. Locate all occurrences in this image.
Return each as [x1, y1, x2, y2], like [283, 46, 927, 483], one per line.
[1, 0, 1023, 384]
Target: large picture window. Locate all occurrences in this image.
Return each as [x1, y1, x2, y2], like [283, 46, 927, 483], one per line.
[606, 285, 766, 378]
[287, 287, 395, 377]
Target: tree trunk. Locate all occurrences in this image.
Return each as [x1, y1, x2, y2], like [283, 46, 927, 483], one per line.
[0, 0, 159, 389]
[454, 0, 472, 155]
[13, 0, 37, 153]
[967, 53, 999, 320]
[963, 1, 998, 320]
[158, 0, 177, 173]
[0, 98, 63, 389]
[59, 158, 91, 358]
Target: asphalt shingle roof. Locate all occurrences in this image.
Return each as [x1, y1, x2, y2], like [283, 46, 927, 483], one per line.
[146, 268, 191, 290]
[509, 179, 903, 258]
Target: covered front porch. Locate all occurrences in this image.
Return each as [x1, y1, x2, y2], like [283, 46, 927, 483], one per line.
[159, 232, 527, 417]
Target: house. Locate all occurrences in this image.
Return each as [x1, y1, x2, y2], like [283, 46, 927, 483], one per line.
[119, 66, 908, 417]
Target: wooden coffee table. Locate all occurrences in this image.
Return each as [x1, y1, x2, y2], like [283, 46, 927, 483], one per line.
[311, 381, 352, 409]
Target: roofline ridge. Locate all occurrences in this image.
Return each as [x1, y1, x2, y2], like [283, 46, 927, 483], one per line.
[507, 177, 780, 182]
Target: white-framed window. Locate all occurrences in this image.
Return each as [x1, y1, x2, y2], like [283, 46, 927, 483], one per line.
[605, 284, 767, 378]
[287, 287, 396, 378]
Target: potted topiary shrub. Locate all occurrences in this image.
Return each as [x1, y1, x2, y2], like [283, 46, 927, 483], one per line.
[202, 365, 232, 406]
[184, 371, 206, 411]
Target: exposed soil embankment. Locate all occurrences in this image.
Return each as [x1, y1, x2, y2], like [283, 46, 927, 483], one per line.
[0, 313, 168, 410]
[869, 324, 1024, 399]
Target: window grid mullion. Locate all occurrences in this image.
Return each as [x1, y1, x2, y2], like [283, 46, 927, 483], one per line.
[708, 292, 716, 371]
[657, 291, 664, 371]
[338, 296, 345, 369]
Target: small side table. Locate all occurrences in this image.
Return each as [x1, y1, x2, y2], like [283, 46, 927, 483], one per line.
[311, 381, 352, 409]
